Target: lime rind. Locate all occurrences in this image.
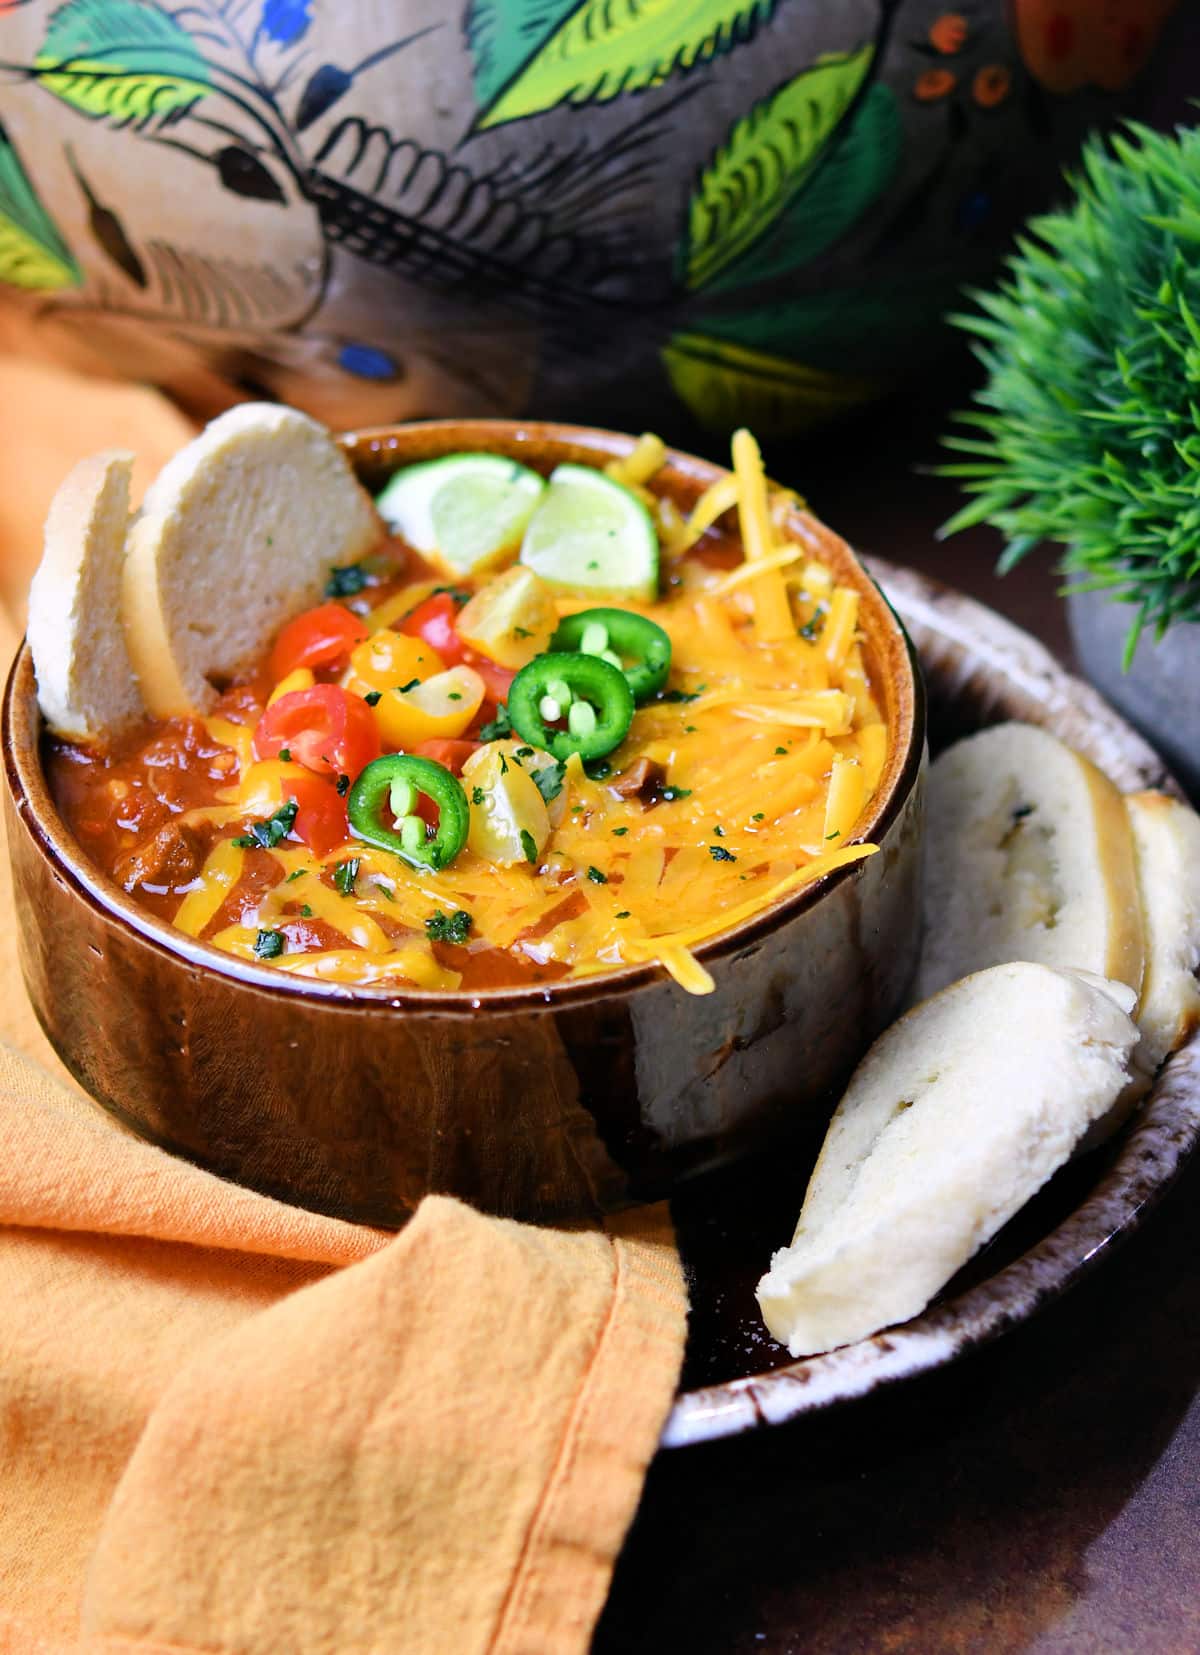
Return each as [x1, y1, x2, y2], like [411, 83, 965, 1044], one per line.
[375, 453, 546, 574]
[518, 463, 659, 602]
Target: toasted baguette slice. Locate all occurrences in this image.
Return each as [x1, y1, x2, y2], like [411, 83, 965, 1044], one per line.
[122, 404, 381, 715]
[915, 722, 1144, 1004]
[756, 962, 1139, 1357]
[27, 450, 145, 740]
[1126, 791, 1200, 1076]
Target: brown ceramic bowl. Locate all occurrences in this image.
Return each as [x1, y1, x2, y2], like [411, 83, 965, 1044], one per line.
[2, 421, 925, 1225]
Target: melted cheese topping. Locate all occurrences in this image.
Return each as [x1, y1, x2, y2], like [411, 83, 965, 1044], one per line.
[173, 437, 887, 995]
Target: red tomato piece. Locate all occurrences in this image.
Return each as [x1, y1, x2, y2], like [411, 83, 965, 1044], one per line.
[412, 738, 482, 776]
[465, 653, 516, 705]
[270, 603, 368, 681]
[288, 773, 350, 857]
[254, 685, 381, 781]
[399, 592, 468, 666]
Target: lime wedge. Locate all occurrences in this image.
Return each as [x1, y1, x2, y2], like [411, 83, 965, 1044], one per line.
[375, 453, 546, 576]
[518, 464, 659, 602]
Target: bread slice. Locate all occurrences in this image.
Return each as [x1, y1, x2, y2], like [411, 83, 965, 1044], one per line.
[121, 404, 381, 716]
[27, 450, 145, 740]
[1125, 791, 1200, 1075]
[756, 962, 1139, 1357]
[915, 722, 1145, 1004]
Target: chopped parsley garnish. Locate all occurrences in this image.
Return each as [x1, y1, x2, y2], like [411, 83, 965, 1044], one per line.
[471, 785, 487, 806]
[709, 845, 737, 862]
[512, 626, 533, 639]
[253, 927, 285, 959]
[431, 584, 470, 606]
[532, 759, 566, 805]
[363, 690, 382, 707]
[514, 746, 534, 759]
[499, 752, 509, 774]
[398, 677, 419, 694]
[587, 866, 607, 884]
[1011, 803, 1035, 820]
[520, 829, 538, 865]
[299, 904, 313, 917]
[825, 829, 842, 840]
[660, 785, 691, 802]
[326, 562, 370, 598]
[479, 703, 511, 742]
[336, 773, 350, 796]
[447, 692, 462, 702]
[658, 686, 703, 704]
[286, 868, 307, 883]
[334, 857, 360, 896]
[713, 825, 725, 837]
[234, 798, 298, 850]
[798, 609, 826, 643]
[616, 910, 630, 919]
[774, 746, 788, 756]
[611, 826, 628, 836]
[279, 747, 291, 762]
[752, 812, 765, 822]
[425, 909, 473, 944]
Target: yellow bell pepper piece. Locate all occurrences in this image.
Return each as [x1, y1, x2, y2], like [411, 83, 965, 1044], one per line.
[267, 667, 315, 705]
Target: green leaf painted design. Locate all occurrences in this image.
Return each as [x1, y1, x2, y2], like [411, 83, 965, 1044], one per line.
[662, 330, 882, 437]
[470, 0, 781, 131]
[34, 0, 212, 124]
[467, 0, 579, 107]
[683, 42, 874, 292]
[705, 82, 900, 293]
[0, 123, 80, 290]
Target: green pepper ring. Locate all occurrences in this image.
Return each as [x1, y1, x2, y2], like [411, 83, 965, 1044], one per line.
[347, 754, 470, 872]
[508, 651, 635, 762]
[550, 607, 672, 702]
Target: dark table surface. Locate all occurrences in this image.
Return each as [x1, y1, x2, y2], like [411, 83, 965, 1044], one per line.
[595, 393, 1200, 1655]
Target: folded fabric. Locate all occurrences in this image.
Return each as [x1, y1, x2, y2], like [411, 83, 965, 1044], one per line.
[0, 352, 688, 1653]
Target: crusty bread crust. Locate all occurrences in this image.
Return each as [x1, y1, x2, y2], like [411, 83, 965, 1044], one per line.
[28, 450, 145, 741]
[1126, 790, 1200, 1075]
[915, 722, 1145, 1003]
[122, 403, 382, 715]
[757, 962, 1138, 1356]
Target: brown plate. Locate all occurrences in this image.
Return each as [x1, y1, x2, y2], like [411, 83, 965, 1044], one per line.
[664, 559, 1200, 1446]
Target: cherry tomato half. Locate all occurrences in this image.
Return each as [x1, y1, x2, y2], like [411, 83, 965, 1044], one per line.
[254, 684, 381, 781]
[270, 603, 369, 681]
[399, 592, 468, 665]
[412, 738, 482, 776]
[400, 591, 515, 707]
[289, 773, 350, 857]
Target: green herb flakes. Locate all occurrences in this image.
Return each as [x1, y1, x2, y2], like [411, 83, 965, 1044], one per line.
[234, 799, 298, 850]
[326, 563, 370, 598]
[587, 866, 607, 884]
[709, 845, 737, 862]
[253, 928, 285, 959]
[334, 858, 360, 896]
[425, 909, 473, 944]
[520, 829, 538, 866]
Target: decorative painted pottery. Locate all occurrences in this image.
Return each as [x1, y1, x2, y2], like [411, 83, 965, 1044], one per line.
[0, 0, 1184, 436]
[2, 420, 925, 1226]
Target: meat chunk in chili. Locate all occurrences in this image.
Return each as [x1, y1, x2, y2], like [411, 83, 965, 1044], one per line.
[114, 820, 206, 893]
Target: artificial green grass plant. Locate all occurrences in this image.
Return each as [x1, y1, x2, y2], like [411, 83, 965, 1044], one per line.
[942, 122, 1200, 666]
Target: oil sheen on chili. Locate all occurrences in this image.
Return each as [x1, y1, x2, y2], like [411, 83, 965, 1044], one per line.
[45, 465, 888, 996]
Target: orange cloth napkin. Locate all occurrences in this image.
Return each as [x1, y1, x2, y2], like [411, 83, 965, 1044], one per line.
[0, 356, 688, 1654]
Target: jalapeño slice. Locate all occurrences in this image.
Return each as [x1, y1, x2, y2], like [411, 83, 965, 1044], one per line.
[507, 652, 634, 762]
[347, 754, 469, 872]
[549, 608, 671, 702]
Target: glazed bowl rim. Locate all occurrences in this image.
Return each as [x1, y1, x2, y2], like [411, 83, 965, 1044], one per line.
[3, 417, 925, 1014]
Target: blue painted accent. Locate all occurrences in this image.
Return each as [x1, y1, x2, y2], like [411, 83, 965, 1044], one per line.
[261, 0, 312, 47]
[338, 342, 400, 380]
